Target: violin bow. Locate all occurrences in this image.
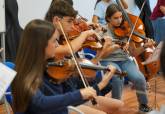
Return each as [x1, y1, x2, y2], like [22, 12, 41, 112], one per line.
[58, 21, 97, 105]
[116, 0, 147, 44]
[126, 0, 147, 44]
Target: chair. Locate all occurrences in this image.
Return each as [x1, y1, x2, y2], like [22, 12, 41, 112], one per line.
[68, 106, 84, 114]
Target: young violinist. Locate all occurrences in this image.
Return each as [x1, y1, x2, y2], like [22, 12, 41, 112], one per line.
[92, 0, 128, 25]
[45, 0, 98, 60]
[12, 19, 123, 114]
[44, 0, 125, 113]
[99, 3, 154, 112]
[45, 0, 113, 63]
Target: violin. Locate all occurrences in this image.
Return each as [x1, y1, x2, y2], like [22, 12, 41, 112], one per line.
[68, 18, 90, 38]
[66, 17, 107, 50]
[47, 58, 127, 80]
[115, 0, 160, 81]
[135, 44, 160, 81]
[121, 14, 160, 81]
[114, 13, 145, 43]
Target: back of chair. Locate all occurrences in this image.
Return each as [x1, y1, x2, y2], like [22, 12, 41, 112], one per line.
[68, 106, 84, 114]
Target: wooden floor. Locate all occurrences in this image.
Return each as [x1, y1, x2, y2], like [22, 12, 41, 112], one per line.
[112, 75, 165, 114]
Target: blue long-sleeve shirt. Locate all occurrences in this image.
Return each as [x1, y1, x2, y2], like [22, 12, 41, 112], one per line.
[23, 76, 84, 114]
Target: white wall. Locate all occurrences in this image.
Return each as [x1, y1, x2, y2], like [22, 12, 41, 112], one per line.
[17, 0, 157, 28]
[150, 0, 157, 11]
[17, 0, 97, 28]
[73, 0, 96, 21]
[17, 0, 52, 28]
[0, 0, 6, 32]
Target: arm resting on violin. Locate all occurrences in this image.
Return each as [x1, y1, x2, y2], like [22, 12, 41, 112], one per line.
[160, 6, 165, 15]
[54, 33, 89, 59]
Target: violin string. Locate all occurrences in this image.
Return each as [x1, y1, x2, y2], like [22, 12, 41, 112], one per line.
[58, 21, 88, 88]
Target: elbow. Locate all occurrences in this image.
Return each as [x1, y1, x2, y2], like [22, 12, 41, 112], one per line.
[92, 15, 99, 23]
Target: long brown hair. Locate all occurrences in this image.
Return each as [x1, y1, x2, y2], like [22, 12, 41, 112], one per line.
[12, 19, 55, 112]
[105, 3, 122, 23]
[45, 0, 77, 22]
[50, 0, 73, 6]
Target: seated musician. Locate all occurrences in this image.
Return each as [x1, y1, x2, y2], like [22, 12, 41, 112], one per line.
[12, 1, 125, 114]
[98, 3, 154, 112]
[44, 0, 114, 90]
[11, 19, 124, 114]
[44, 0, 125, 113]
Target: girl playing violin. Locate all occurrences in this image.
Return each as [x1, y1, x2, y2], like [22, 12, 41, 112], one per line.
[99, 3, 153, 113]
[12, 19, 124, 114]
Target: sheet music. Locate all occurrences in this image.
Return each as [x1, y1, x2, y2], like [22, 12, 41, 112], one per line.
[142, 41, 163, 65]
[0, 63, 16, 100]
